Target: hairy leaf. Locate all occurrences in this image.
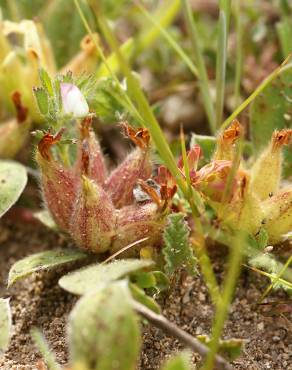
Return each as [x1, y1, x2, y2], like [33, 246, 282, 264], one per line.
[0, 298, 12, 357]
[162, 213, 197, 276]
[0, 161, 27, 218]
[68, 282, 140, 370]
[59, 259, 153, 295]
[8, 249, 87, 286]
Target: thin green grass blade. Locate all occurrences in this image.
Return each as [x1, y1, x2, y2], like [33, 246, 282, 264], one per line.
[135, 2, 198, 77]
[96, 0, 181, 77]
[215, 10, 227, 129]
[234, 0, 243, 106]
[181, 0, 216, 134]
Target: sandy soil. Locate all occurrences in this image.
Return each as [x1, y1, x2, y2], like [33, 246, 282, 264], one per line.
[0, 219, 291, 370]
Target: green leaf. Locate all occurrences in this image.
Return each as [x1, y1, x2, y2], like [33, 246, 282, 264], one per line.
[33, 87, 49, 116]
[250, 67, 292, 177]
[31, 328, 61, 370]
[0, 298, 12, 357]
[33, 209, 58, 230]
[0, 161, 27, 218]
[161, 351, 191, 370]
[197, 335, 243, 361]
[256, 229, 269, 250]
[59, 259, 154, 295]
[8, 249, 87, 287]
[131, 271, 157, 289]
[162, 213, 197, 276]
[129, 283, 161, 314]
[68, 282, 140, 370]
[39, 68, 54, 97]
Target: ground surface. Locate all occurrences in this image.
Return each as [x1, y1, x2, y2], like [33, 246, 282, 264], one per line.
[0, 219, 291, 370]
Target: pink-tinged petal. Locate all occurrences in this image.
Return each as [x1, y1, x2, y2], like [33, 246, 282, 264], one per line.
[104, 147, 152, 208]
[110, 202, 163, 256]
[178, 144, 201, 172]
[75, 117, 107, 185]
[60, 83, 89, 118]
[70, 176, 116, 253]
[194, 160, 242, 203]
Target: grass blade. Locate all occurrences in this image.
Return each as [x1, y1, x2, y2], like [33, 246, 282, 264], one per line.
[181, 0, 216, 134]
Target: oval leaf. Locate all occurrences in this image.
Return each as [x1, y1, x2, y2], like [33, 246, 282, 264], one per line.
[8, 248, 87, 287]
[68, 282, 140, 370]
[0, 161, 27, 218]
[59, 259, 153, 295]
[0, 298, 12, 357]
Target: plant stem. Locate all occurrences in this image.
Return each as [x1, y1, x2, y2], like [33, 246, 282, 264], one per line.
[132, 301, 232, 370]
[181, 0, 216, 134]
[234, 0, 243, 107]
[215, 10, 227, 129]
[202, 232, 246, 370]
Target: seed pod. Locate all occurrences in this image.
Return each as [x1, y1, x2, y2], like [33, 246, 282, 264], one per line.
[75, 117, 107, 185]
[262, 188, 292, 244]
[213, 120, 242, 161]
[104, 125, 152, 208]
[70, 176, 116, 253]
[110, 202, 163, 256]
[250, 129, 292, 201]
[36, 130, 77, 230]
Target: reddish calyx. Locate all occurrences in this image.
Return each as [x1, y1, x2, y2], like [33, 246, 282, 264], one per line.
[121, 122, 150, 149]
[38, 128, 65, 161]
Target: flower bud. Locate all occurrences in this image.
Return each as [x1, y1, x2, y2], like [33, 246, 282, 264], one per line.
[60, 83, 89, 118]
[262, 189, 292, 244]
[104, 125, 152, 208]
[36, 129, 77, 230]
[250, 129, 292, 201]
[70, 176, 116, 253]
[193, 160, 241, 203]
[213, 120, 242, 161]
[110, 202, 163, 256]
[75, 117, 107, 185]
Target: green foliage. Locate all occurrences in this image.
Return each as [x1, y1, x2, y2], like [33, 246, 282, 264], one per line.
[250, 67, 292, 177]
[0, 161, 27, 218]
[131, 270, 169, 291]
[162, 213, 197, 276]
[31, 329, 61, 370]
[68, 282, 140, 370]
[59, 259, 154, 295]
[8, 249, 87, 287]
[197, 335, 243, 361]
[161, 352, 191, 370]
[0, 298, 11, 357]
[129, 283, 161, 314]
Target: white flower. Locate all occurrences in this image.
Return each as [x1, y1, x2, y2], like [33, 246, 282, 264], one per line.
[60, 83, 89, 118]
